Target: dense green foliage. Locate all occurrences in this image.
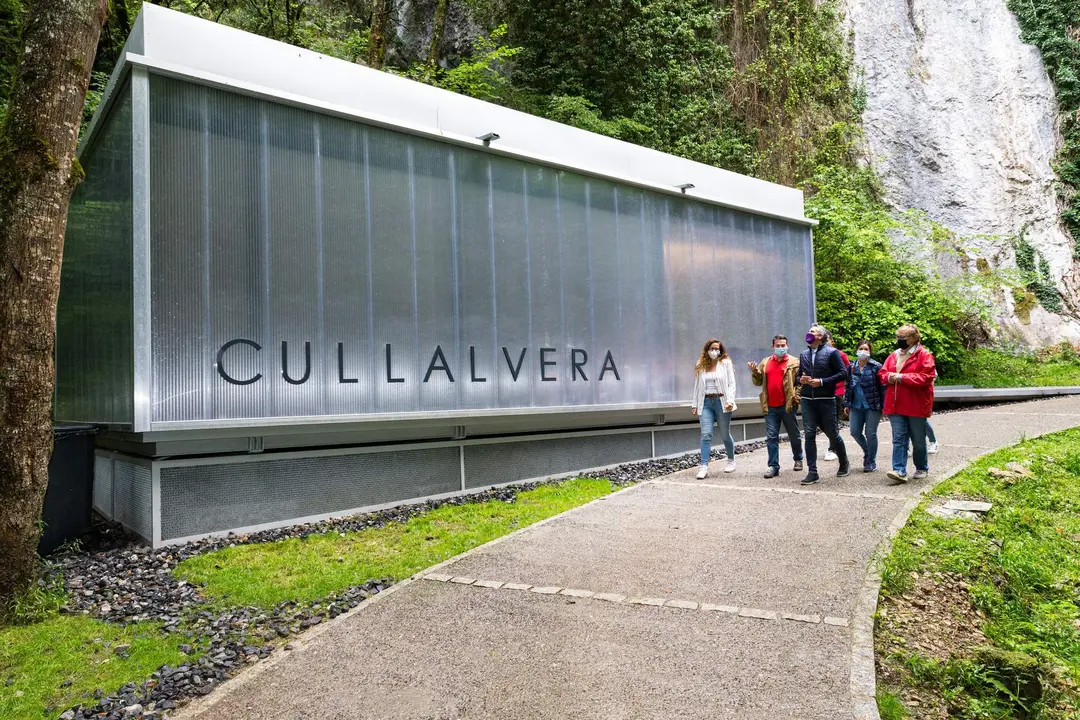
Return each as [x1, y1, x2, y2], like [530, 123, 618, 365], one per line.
[805, 165, 991, 376]
[878, 429, 1080, 718]
[505, 0, 860, 185]
[1015, 230, 1065, 313]
[0, 0, 21, 118]
[399, 23, 520, 103]
[164, 0, 370, 61]
[1008, 0, 1080, 254]
[944, 344, 1080, 388]
[506, 0, 757, 173]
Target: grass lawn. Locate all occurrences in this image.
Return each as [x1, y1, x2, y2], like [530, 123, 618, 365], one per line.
[876, 427, 1080, 719]
[2, 476, 616, 719]
[940, 347, 1080, 388]
[0, 615, 187, 719]
[176, 477, 614, 608]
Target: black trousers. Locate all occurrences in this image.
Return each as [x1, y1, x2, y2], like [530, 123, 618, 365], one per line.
[801, 398, 848, 471]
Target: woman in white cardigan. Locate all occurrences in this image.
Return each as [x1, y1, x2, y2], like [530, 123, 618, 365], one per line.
[691, 337, 738, 478]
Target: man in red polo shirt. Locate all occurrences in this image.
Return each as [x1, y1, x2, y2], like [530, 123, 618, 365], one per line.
[749, 335, 804, 478]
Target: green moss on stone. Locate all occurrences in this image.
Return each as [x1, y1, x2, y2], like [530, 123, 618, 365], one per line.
[1012, 287, 1036, 324]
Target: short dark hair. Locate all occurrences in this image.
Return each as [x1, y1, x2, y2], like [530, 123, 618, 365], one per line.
[857, 338, 872, 351]
[772, 335, 788, 346]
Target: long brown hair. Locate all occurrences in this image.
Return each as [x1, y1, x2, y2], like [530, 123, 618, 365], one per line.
[695, 338, 729, 373]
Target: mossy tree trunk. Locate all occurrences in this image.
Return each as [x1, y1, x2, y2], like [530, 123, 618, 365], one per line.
[368, 0, 390, 69]
[426, 0, 449, 69]
[0, 0, 107, 616]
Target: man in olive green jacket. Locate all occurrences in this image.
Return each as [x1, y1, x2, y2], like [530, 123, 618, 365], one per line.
[747, 335, 804, 478]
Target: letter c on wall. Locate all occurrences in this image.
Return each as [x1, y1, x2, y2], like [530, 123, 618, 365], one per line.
[217, 339, 263, 385]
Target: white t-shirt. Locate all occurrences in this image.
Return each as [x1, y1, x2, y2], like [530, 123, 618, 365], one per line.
[703, 369, 723, 395]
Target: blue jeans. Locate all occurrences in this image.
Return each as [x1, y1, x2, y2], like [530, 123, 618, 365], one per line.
[700, 396, 735, 465]
[849, 407, 882, 468]
[889, 415, 928, 475]
[925, 421, 936, 443]
[765, 405, 803, 469]
[801, 398, 847, 472]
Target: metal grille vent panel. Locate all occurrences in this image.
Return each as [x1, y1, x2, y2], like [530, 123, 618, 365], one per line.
[743, 421, 767, 442]
[158, 447, 460, 540]
[93, 455, 115, 518]
[653, 427, 703, 458]
[464, 432, 651, 489]
[112, 460, 152, 541]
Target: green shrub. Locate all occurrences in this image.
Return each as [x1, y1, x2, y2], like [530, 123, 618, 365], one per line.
[1063, 451, 1080, 476]
[804, 166, 990, 376]
[970, 646, 1045, 707]
[876, 689, 909, 720]
[943, 347, 1080, 387]
[1014, 232, 1064, 313]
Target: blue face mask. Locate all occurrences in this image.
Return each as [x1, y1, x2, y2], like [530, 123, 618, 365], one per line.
[774, 347, 788, 357]
[857, 350, 870, 359]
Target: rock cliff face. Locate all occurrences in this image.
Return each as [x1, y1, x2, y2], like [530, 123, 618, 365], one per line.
[842, 0, 1080, 344]
[390, 0, 481, 68]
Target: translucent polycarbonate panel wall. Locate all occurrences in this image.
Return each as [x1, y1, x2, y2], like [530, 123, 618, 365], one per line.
[148, 75, 814, 424]
[56, 83, 134, 424]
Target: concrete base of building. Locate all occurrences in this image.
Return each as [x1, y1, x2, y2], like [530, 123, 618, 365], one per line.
[93, 419, 778, 547]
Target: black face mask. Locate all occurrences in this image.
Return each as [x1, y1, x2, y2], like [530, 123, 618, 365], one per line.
[895, 338, 909, 350]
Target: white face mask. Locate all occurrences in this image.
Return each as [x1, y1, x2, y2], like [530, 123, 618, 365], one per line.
[708, 350, 721, 360]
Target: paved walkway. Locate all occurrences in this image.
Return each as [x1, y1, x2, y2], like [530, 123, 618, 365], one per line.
[176, 397, 1080, 720]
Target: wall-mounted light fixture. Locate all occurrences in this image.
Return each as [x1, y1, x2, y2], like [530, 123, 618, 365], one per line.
[675, 183, 695, 194]
[477, 132, 500, 146]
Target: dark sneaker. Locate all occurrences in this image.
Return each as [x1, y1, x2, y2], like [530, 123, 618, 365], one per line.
[801, 472, 820, 485]
[886, 470, 908, 484]
[764, 467, 780, 478]
[836, 463, 850, 477]
[793, 460, 804, 472]
[863, 464, 876, 473]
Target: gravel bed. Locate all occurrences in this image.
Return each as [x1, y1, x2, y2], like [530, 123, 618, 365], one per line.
[58, 582, 384, 720]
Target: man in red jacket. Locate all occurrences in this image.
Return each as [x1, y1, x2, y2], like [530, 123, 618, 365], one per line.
[879, 324, 936, 483]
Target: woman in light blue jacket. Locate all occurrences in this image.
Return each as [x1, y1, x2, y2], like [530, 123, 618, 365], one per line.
[691, 338, 738, 479]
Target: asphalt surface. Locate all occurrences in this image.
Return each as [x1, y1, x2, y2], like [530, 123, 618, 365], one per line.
[177, 396, 1080, 720]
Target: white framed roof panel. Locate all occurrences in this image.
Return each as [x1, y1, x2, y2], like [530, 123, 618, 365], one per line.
[86, 3, 814, 226]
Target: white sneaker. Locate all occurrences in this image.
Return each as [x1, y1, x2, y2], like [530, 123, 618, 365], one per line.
[824, 450, 838, 461]
[724, 460, 737, 473]
[928, 442, 939, 454]
[696, 466, 709, 479]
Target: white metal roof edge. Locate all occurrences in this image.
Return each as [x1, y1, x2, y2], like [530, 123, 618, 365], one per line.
[122, 51, 818, 226]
